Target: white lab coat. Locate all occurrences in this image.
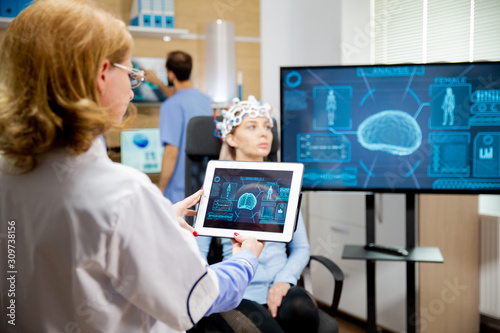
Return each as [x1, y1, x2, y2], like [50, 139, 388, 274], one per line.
[0, 139, 219, 332]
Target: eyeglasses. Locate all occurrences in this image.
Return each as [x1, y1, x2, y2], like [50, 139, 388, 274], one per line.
[113, 63, 145, 89]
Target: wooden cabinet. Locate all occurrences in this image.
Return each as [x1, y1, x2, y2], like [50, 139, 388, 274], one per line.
[418, 194, 480, 332]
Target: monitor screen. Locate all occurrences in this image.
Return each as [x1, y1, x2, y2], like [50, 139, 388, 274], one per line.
[280, 62, 500, 193]
[203, 168, 293, 232]
[131, 57, 168, 103]
[121, 128, 164, 174]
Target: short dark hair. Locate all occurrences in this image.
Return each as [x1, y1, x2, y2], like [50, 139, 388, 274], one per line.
[166, 51, 192, 82]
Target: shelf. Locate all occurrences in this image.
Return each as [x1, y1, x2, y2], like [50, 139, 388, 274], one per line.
[127, 26, 188, 39]
[1, 19, 189, 40]
[0, 17, 13, 29]
[342, 245, 444, 262]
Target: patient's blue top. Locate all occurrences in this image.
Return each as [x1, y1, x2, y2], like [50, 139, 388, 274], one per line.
[196, 213, 310, 305]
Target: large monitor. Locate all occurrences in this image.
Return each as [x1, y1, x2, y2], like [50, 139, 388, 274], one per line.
[280, 62, 500, 193]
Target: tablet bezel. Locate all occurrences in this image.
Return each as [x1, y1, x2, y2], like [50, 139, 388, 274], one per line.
[194, 160, 304, 243]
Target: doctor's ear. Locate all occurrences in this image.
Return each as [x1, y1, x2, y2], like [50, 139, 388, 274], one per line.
[97, 59, 111, 95]
[167, 70, 176, 83]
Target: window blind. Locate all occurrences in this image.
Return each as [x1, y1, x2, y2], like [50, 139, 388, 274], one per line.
[372, 0, 500, 64]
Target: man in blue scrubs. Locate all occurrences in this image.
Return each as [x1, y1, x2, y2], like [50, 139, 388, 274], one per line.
[158, 51, 213, 203]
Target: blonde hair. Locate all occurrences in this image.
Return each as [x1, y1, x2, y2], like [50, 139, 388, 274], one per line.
[0, 0, 136, 172]
[224, 129, 238, 160]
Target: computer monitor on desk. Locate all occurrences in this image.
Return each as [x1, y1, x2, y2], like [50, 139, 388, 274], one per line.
[120, 128, 164, 174]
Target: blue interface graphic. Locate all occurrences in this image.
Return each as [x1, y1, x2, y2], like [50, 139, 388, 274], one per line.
[204, 168, 293, 232]
[281, 62, 500, 193]
[121, 128, 164, 174]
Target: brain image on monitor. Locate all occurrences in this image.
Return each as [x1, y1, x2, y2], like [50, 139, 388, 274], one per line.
[280, 62, 500, 193]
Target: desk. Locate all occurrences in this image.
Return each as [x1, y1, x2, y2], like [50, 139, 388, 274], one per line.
[342, 245, 443, 263]
[342, 194, 444, 333]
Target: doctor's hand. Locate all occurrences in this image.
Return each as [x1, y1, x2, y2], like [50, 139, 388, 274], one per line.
[231, 233, 265, 258]
[141, 68, 175, 98]
[142, 68, 163, 86]
[267, 282, 291, 317]
[172, 189, 203, 234]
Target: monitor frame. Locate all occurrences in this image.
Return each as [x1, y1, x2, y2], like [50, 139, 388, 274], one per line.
[280, 61, 500, 194]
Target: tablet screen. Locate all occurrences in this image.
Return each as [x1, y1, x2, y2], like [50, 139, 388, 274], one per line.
[204, 168, 293, 232]
[195, 160, 304, 242]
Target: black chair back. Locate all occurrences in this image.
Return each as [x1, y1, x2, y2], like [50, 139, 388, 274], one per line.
[185, 116, 279, 197]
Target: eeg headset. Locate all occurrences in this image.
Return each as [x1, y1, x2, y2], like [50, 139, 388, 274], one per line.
[214, 95, 273, 140]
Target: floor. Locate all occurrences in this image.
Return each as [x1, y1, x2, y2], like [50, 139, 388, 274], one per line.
[336, 315, 366, 333]
[336, 314, 500, 333]
[333, 312, 396, 333]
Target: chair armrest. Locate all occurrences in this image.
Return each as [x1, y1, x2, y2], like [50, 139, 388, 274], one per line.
[308, 255, 344, 317]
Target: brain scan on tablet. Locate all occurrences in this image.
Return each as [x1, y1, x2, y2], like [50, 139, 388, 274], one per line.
[194, 160, 304, 242]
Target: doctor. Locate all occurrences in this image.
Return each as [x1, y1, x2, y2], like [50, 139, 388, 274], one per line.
[0, 1, 263, 332]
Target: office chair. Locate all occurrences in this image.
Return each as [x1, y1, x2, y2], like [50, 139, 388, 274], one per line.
[185, 116, 344, 333]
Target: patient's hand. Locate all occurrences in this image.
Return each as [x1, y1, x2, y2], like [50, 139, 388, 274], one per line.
[267, 282, 291, 317]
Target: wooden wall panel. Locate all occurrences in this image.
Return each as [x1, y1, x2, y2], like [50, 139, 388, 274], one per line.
[418, 194, 480, 333]
[131, 38, 208, 93]
[168, 0, 260, 37]
[107, 0, 260, 37]
[104, 106, 160, 148]
[106, 0, 261, 100]
[1, 1, 261, 107]
[235, 41, 261, 98]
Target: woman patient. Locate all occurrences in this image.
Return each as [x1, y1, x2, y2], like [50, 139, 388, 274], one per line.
[195, 96, 320, 333]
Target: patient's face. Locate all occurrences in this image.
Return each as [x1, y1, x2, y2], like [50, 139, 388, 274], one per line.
[227, 116, 273, 162]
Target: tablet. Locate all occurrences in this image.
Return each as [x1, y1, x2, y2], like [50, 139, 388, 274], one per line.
[194, 160, 304, 242]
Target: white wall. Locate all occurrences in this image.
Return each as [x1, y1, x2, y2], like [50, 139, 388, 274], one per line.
[260, 0, 342, 124]
[479, 195, 500, 215]
[340, 0, 372, 65]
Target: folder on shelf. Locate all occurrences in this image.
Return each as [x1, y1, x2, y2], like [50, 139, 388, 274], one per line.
[130, 0, 174, 28]
[142, 12, 152, 27]
[130, 0, 153, 27]
[152, 0, 162, 28]
[130, 0, 140, 26]
[0, 0, 18, 17]
[0, 0, 32, 17]
[164, 16, 174, 28]
[163, 0, 175, 28]
[18, 0, 32, 12]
